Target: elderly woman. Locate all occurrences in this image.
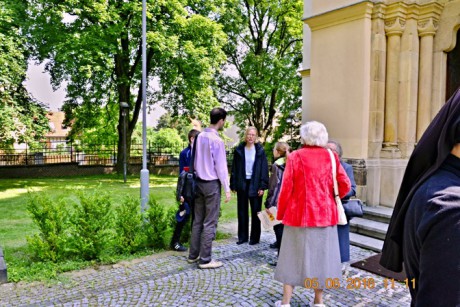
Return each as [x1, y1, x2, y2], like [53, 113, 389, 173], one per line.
[230, 126, 269, 245]
[327, 140, 357, 263]
[274, 121, 351, 307]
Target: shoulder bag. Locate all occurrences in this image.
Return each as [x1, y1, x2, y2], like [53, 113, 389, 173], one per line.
[342, 198, 364, 219]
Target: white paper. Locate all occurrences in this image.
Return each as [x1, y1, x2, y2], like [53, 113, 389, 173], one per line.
[257, 207, 281, 230]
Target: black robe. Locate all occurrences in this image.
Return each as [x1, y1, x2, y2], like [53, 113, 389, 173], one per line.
[380, 87, 460, 272]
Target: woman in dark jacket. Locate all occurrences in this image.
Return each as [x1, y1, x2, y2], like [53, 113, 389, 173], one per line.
[327, 140, 357, 263]
[230, 127, 269, 245]
[264, 142, 290, 253]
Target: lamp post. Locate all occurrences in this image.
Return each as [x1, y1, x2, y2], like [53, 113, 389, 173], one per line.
[120, 102, 129, 183]
[140, 0, 149, 213]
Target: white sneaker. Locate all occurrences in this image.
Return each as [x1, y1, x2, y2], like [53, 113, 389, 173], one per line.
[275, 301, 291, 307]
[187, 256, 200, 263]
[198, 259, 223, 269]
[313, 304, 326, 307]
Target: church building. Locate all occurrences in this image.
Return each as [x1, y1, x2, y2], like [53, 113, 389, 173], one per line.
[301, 0, 460, 207]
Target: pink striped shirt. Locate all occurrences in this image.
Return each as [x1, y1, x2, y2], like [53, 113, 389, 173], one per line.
[193, 128, 230, 192]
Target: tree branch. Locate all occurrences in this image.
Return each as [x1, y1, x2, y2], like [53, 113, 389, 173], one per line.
[128, 39, 142, 80]
[244, 0, 257, 43]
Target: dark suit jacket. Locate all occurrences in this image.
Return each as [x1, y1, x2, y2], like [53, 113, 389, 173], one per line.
[230, 142, 269, 197]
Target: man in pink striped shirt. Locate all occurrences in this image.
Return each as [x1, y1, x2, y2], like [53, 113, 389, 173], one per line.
[187, 107, 231, 269]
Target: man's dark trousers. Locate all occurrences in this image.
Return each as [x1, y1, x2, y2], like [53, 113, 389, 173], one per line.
[189, 179, 221, 264]
[170, 202, 194, 246]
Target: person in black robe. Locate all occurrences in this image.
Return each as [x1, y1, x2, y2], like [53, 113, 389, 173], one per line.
[380, 88, 460, 306]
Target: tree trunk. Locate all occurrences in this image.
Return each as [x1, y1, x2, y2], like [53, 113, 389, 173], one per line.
[116, 109, 133, 175]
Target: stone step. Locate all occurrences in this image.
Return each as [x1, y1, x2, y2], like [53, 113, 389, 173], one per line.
[349, 217, 388, 240]
[349, 232, 383, 253]
[362, 205, 393, 224]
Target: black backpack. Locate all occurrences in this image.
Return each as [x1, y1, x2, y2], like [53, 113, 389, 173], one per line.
[181, 133, 199, 202]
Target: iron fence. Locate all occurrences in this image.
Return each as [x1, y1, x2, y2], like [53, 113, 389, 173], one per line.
[0, 141, 235, 167]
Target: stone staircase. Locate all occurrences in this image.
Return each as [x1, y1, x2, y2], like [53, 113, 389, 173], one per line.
[349, 205, 393, 253]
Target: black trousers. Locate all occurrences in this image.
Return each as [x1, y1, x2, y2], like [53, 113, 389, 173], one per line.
[237, 179, 262, 243]
[274, 223, 284, 254]
[170, 201, 194, 245]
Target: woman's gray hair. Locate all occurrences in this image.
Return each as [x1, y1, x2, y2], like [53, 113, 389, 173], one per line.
[327, 139, 343, 158]
[300, 121, 328, 146]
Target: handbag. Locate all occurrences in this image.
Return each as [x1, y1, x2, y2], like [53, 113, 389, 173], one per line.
[342, 198, 364, 218]
[182, 134, 199, 201]
[327, 149, 348, 225]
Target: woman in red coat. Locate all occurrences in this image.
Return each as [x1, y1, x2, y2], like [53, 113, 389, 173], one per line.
[274, 121, 351, 307]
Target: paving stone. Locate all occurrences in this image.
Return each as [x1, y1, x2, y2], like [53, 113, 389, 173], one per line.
[0, 230, 411, 306]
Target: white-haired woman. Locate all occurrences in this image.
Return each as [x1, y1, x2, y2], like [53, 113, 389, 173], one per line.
[274, 121, 351, 307]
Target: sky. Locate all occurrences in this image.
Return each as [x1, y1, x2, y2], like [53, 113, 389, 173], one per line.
[24, 62, 166, 127]
[24, 62, 240, 144]
[25, 62, 66, 111]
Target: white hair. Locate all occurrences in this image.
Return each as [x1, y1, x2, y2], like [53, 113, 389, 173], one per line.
[300, 121, 328, 146]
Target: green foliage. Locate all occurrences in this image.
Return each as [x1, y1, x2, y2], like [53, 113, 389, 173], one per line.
[180, 212, 192, 244]
[26, 194, 71, 262]
[2, 174, 237, 282]
[155, 113, 193, 143]
[132, 124, 185, 154]
[131, 122, 157, 145]
[214, 0, 303, 143]
[67, 103, 119, 145]
[24, 190, 176, 268]
[113, 196, 147, 254]
[144, 198, 173, 250]
[152, 128, 185, 155]
[25, 190, 175, 261]
[24, 0, 227, 171]
[71, 191, 115, 261]
[0, 0, 49, 145]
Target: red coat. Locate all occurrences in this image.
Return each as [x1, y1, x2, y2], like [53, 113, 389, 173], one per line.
[276, 146, 351, 227]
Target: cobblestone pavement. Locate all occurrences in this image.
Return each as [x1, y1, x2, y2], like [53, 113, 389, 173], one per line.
[0, 228, 411, 307]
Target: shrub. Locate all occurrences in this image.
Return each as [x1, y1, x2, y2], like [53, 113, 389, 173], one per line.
[113, 196, 147, 254]
[26, 194, 71, 262]
[25, 190, 179, 269]
[70, 190, 115, 260]
[179, 207, 192, 244]
[144, 198, 173, 250]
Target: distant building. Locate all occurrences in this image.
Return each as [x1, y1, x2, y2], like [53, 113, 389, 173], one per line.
[44, 111, 70, 148]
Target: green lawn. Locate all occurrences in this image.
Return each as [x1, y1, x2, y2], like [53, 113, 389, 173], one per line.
[0, 173, 237, 281]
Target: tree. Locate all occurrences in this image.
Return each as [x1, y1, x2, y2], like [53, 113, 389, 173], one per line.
[0, 0, 49, 146]
[67, 103, 119, 146]
[24, 0, 227, 172]
[151, 128, 184, 155]
[215, 0, 303, 142]
[155, 112, 196, 143]
[131, 122, 156, 145]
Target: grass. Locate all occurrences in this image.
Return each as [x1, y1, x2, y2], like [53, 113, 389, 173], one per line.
[0, 173, 237, 282]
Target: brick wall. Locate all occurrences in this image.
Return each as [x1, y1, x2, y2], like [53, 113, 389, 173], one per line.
[0, 163, 180, 179]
